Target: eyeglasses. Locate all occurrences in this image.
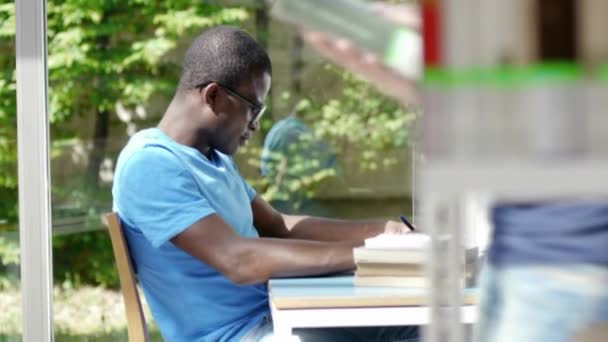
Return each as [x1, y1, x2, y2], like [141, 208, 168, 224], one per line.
[196, 81, 266, 123]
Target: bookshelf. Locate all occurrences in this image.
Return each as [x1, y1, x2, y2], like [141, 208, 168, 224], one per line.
[419, 1, 608, 341]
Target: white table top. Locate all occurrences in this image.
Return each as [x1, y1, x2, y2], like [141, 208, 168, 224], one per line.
[269, 275, 477, 309]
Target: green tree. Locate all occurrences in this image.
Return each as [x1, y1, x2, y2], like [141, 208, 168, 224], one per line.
[0, 1, 248, 223]
[0, 0, 249, 287]
[0, 3, 17, 225]
[249, 63, 416, 211]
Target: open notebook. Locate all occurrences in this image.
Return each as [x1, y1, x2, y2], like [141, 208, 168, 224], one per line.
[364, 233, 431, 249]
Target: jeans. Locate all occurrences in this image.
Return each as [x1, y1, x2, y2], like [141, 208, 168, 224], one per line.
[241, 314, 419, 342]
[474, 262, 608, 342]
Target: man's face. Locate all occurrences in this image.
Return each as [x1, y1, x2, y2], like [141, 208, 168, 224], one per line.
[212, 71, 271, 155]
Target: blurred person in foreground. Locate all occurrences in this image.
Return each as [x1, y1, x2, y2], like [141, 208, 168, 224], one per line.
[303, 3, 608, 342]
[112, 26, 418, 342]
[475, 201, 608, 342]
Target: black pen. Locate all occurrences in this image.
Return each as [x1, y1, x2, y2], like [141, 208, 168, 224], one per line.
[399, 215, 416, 232]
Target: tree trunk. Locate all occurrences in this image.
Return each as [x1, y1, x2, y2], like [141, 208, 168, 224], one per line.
[290, 34, 304, 97]
[255, 0, 273, 128]
[85, 109, 110, 190]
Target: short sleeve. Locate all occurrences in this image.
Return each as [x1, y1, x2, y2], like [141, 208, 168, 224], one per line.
[242, 175, 256, 202]
[227, 156, 256, 202]
[113, 146, 215, 248]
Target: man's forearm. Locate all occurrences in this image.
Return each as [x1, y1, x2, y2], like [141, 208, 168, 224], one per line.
[281, 214, 389, 241]
[227, 237, 360, 284]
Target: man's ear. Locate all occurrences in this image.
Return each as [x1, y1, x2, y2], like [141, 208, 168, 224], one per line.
[201, 83, 219, 109]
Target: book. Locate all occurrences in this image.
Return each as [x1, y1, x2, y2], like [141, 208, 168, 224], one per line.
[353, 246, 426, 264]
[364, 233, 430, 250]
[355, 262, 423, 277]
[354, 275, 427, 288]
[354, 275, 467, 289]
[353, 233, 430, 264]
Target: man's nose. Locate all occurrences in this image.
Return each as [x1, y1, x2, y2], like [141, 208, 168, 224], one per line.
[248, 118, 260, 131]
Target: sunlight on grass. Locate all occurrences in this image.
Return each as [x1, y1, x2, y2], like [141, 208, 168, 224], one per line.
[0, 286, 162, 341]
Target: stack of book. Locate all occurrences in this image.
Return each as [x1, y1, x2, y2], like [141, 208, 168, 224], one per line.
[353, 233, 430, 288]
[353, 234, 479, 288]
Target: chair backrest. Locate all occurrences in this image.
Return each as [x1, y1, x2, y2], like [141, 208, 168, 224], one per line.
[105, 212, 150, 342]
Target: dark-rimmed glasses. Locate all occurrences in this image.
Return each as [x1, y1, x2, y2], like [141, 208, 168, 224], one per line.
[196, 81, 266, 123]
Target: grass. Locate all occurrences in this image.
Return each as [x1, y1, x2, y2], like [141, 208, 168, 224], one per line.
[0, 285, 163, 341]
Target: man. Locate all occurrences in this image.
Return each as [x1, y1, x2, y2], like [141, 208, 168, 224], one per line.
[112, 26, 417, 341]
[474, 202, 608, 342]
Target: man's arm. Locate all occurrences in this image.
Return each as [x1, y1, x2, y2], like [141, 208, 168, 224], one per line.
[170, 213, 359, 285]
[251, 195, 409, 241]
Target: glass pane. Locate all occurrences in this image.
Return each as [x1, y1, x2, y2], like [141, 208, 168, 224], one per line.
[236, 2, 415, 220]
[0, 0, 21, 340]
[47, 1, 255, 340]
[47, 0, 415, 340]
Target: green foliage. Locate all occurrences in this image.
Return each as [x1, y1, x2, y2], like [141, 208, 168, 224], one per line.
[0, 236, 17, 265]
[0, 3, 17, 227]
[0, 1, 249, 288]
[53, 231, 118, 288]
[247, 121, 339, 212]
[0, 220, 118, 290]
[1, 285, 163, 339]
[0, 234, 18, 289]
[307, 65, 415, 170]
[0, 214, 119, 290]
[0, 0, 414, 290]
[252, 64, 416, 208]
[0, 0, 249, 226]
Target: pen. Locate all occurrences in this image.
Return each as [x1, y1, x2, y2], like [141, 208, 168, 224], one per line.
[399, 215, 416, 232]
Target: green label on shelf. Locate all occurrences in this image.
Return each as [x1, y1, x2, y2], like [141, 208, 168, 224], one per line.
[423, 63, 583, 88]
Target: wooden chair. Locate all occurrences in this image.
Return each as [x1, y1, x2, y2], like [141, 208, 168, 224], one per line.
[105, 212, 150, 342]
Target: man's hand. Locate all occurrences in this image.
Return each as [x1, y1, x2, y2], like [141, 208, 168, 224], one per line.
[383, 220, 413, 234]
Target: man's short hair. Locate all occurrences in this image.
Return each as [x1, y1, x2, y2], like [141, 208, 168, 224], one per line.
[179, 26, 272, 92]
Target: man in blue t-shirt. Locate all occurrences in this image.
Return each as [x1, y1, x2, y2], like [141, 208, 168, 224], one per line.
[112, 26, 418, 342]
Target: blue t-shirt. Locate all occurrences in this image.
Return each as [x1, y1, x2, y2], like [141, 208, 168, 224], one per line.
[489, 201, 608, 266]
[112, 128, 269, 342]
